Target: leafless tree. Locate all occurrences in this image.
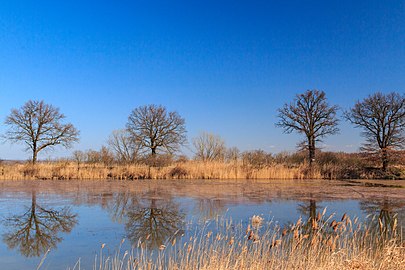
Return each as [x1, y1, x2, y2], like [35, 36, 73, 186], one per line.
[276, 90, 339, 165]
[4, 100, 79, 164]
[126, 104, 187, 156]
[72, 150, 85, 167]
[108, 129, 140, 163]
[225, 146, 240, 162]
[241, 149, 273, 169]
[344, 92, 405, 171]
[192, 132, 226, 161]
[99, 146, 115, 166]
[81, 147, 114, 165]
[83, 149, 101, 163]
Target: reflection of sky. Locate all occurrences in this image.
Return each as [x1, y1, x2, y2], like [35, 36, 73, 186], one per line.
[0, 193, 389, 270]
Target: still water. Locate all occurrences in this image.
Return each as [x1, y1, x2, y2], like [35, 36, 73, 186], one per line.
[0, 179, 404, 270]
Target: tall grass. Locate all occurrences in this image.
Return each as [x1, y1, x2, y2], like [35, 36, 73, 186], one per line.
[0, 161, 316, 180]
[64, 212, 404, 270]
[1, 159, 403, 180]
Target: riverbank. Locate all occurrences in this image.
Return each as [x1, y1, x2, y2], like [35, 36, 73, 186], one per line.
[0, 160, 404, 180]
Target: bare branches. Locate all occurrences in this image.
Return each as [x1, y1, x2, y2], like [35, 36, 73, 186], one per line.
[108, 129, 140, 163]
[126, 104, 187, 156]
[344, 92, 405, 170]
[192, 132, 226, 161]
[4, 100, 79, 164]
[276, 90, 339, 164]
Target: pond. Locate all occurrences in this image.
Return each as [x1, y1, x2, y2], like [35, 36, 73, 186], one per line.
[0, 179, 404, 270]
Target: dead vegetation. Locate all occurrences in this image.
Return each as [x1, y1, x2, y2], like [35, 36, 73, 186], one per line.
[0, 150, 404, 180]
[68, 212, 405, 270]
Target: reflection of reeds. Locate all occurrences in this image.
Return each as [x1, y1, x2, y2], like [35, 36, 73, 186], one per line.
[0, 161, 320, 180]
[62, 213, 404, 270]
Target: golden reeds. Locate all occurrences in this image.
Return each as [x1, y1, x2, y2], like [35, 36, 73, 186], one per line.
[63, 212, 404, 270]
[0, 161, 322, 180]
[2, 160, 403, 180]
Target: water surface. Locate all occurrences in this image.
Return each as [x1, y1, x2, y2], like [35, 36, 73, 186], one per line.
[0, 179, 404, 270]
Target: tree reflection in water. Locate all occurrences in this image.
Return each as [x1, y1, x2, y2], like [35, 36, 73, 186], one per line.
[295, 198, 405, 241]
[360, 199, 405, 238]
[195, 198, 225, 220]
[296, 199, 324, 234]
[298, 199, 318, 221]
[108, 189, 185, 249]
[2, 191, 77, 257]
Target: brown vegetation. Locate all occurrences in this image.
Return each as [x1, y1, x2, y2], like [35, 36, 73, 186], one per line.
[0, 150, 404, 180]
[68, 212, 405, 270]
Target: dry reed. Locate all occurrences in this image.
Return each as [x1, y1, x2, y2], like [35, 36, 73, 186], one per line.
[0, 161, 319, 180]
[63, 212, 404, 270]
[1, 160, 403, 180]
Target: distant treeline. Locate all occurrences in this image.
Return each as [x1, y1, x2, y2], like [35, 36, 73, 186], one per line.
[1, 90, 404, 178]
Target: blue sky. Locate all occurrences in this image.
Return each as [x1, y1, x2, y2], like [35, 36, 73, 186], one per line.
[0, 0, 404, 160]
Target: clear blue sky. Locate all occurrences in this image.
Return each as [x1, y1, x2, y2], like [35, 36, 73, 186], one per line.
[0, 0, 404, 160]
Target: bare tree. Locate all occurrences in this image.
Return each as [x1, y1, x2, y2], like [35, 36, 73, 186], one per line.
[108, 129, 139, 163]
[276, 90, 339, 165]
[84, 149, 101, 163]
[192, 132, 226, 161]
[72, 150, 85, 167]
[225, 146, 240, 162]
[126, 104, 187, 156]
[99, 146, 115, 166]
[241, 149, 272, 169]
[344, 92, 405, 171]
[4, 100, 79, 164]
[81, 147, 114, 165]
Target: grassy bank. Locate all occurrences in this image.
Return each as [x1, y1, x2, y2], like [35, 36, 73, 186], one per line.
[0, 161, 308, 180]
[1, 160, 404, 180]
[62, 213, 404, 270]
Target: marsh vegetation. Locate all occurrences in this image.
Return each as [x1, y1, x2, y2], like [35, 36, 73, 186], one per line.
[1, 149, 404, 181]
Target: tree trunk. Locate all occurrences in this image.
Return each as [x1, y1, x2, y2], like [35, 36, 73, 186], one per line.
[308, 136, 315, 166]
[32, 151, 38, 165]
[381, 148, 389, 171]
[32, 141, 38, 165]
[151, 147, 156, 155]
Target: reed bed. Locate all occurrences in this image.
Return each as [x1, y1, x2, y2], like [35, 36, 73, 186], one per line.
[0, 161, 318, 180]
[64, 212, 404, 270]
[1, 160, 403, 180]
